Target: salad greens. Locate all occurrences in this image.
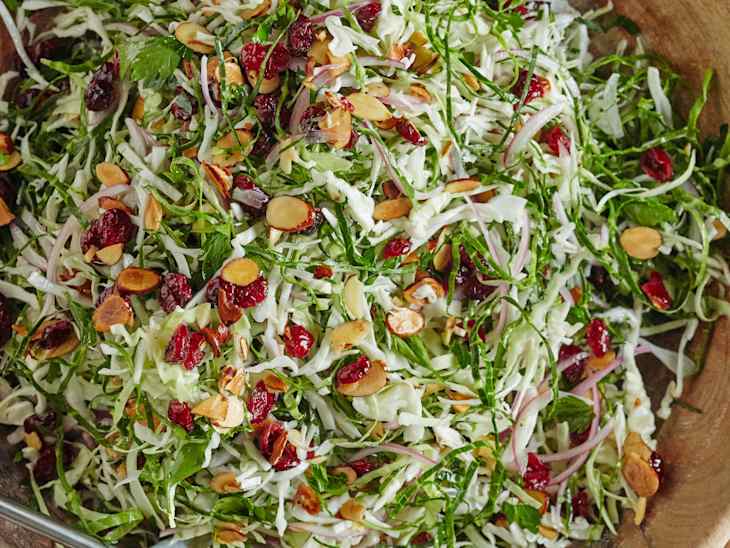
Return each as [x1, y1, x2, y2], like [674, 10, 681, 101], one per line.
[0, 0, 729, 546]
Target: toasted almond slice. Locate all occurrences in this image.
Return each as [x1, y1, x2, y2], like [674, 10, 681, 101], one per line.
[365, 82, 390, 97]
[464, 72, 480, 92]
[0, 197, 15, 226]
[30, 321, 80, 360]
[331, 465, 357, 485]
[266, 196, 315, 232]
[269, 430, 288, 466]
[214, 524, 246, 544]
[212, 130, 252, 167]
[117, 267, 161, 295]
[343, 275, 365, 319]
[409, 84, 431, 103]
[374, 117, 398, 130]
[218, 288, 243, 325]
[219, 366, 246, 396]
[623, 432, 653, 461]
[294, 484, 321, 515]
[222, 258, 260, 287]
[586, 350, 616, 375]
[373, 197, 412, 221]
[441, 316, 459, 346]
[347, 92, 391, 121]
[144, 194, 163, 231]
[207, 54, 244, 86]
[240, 0, 271, 19]
[309, 38, 330, 65]
[202, 161, 232, 202]
[192, 394, 228, 421]
[262, 372, 287, 393]
[319, 108, 352, 149]
[83, 245, 98, 263]
[337, 359, 387, 397]
[182, 147, 198, 159]
[96, 243, 124, 266]
[473, 435, 497, 471]
[448, 390, 472, 413]
[526, 489, 550, 514]
[619, 226, 662, 260]
[411, 45, 439, 74]
[98, 196, 131, 213]
[95, 162, 130, 187]
[386, 308, 425, 337]
[93, 294, 134, 332]
[445, 178, 480, 193]
[175, 22, 214, 54]
[338, 499, 365, 522]
[538, 525, 559, 541]
[330, 319, 370, 352]
[408, 31, 428, 47]
[433, 243, 452, 272]
[24, 431, 42, 451]
[210, 471, 241, 493]
[622, 452, 659, 497]
[633, 496, 647, 526]
[131, 96, 145, 122]
[214, 396, 244, 428]
[247, 70, 280, 94]
[404, 277, 446, 306]
[712, 219, 727, 240]
[0, 151, 22, 172]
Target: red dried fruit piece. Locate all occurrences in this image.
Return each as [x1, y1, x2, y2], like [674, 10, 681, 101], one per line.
[81, 208, 136, 253]
[559, 344, 586, 385]
[523, 452, 550, 490]
[183, 331, 207, 370]
[344, 129, 360, 150]
[36, 319, 73, 349]
[206, 276, 233, 305]
[168, 400, 194, 432]
[585, 318, 610, 358]
[396, 118, 427, 146]
[254, 93, 279, 127]
[159, 273, 193, 313]
[412, 532, 433, 545]
[313, 265, 333, 279]
[34, 442, 77, 483]
[28, 38, 71, 65]
[236, 275, 268, 308]
[233, 174, 270, 217]
[240, 42, 289, 79]
[348, 458, 378, 476]
[512, 69, 550, 107]
[355, 2, 382, 32]
[300, 104, 327, 133]
[85, 61, 118, 112]
[165, 324, 190, 363]
[588, 265, 613, 292]
[641, 271, 672, 310]
[464, 275, 495, 301]
[257, 420, 284, 456]
[247, 380, 277, 424]
[251, 130, 275, 157]
[283, 323, 315, 359]
[288, 16, 315, 57]
[170, 86, 197, 122]
[572, 488, 591, 518]
[274, 442, 301, 471]
[382, 237, 412, 259]
[541, 126, 570, 156]
[570, 426, 591, 447]
[23, 410, 57, 435]
[336, 355, 371, 385]
[640, 147, 673, 182]
[201, 323, 230, 357]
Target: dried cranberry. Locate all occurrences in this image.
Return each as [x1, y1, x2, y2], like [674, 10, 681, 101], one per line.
[23, 410, 57, 435]
[247, 380, 277, 424]
[570, 427, 591, 447]
[257, 420, 284, 456]
[301, 208, 324, 235]
[641, 271, 672, 311]
[254, 93, 279, 127]
[206, 276, 233, 305]
[464, 275, 495, 301]
[288, 16, 315, 57]
[34, 442, 77, 484]
[201, 323, 230, 357]
[85, 61, 118, 112]
[233, 175, 270, 217]
[81, 209, 136, 253]
[523, 452, 550, 490]
[313, 265, 333, 279]
[336, 355, 371, 385]
[541, 126, 570, 156]
[383, 237, 412, 259]
[355, 2, 382, 32]
[165, 324, 190, 363]
[36, 320, 73, 349]
[273, 442, 300, 471]
[649, 451, 664, 482]
[585, 318, 610, 358]
[168, 400, 194, 432]
[396, 118, 427, 146]
[28, 38, 71, 65]
[640, 148, 673, 182]
[572, 489, 591, 518]
[512, 69, 549, 107]
[349, 458, 378, 476]
[559, 344, 586, 385]
[170, 87, 197, 122]
[412, 532, 433, 545]
[235, 275, 268, 308]
[283, 323, 315, 359]
[183, 332, 206, 370]
[251, 130, 275, 157]
[241, 42, 289, 79]
[588, 265, 613, 292]
[300, 104, 326, 133]
[159, 273, 193, 313]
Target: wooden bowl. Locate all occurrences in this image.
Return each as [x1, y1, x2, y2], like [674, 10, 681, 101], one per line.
[1, 2, 729, 547]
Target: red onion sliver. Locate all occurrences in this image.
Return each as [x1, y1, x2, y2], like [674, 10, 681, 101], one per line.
[503, 102, 564, 166]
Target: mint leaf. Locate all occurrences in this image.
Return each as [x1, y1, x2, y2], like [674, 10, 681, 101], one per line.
[201, 229, 233, 280]
[503, 503, 541, 533]
[624, 199, 676, 227]
[130, 37, 185, 88]
[549, 396, 594, 433]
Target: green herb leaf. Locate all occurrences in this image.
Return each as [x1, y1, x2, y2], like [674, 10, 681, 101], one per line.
[549, 396, 594, 433]
[168, 439, 209, 484]
[201, 229, 233, 280]
[130, 37, 185, 89]
[503, 503, 541, 533]
[624, 199, 676, 227]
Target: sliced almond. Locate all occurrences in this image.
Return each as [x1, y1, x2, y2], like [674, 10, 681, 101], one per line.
[474, 189, 496, 203]
[347, 92, 391, 121]
[93, 294, 134, 332]
[24, 431, 42, 451]
[365, 82, 390, 97]
[262, 372, 287, 393]
[144, 194, 163, 231]
[445, 178, 480, 194]
[212, 130, 252, 167]
[331, 466, 357, 485]
[95, 162, 130, 187]
[374, 117, 398, 130]
[294, 484, 321, 515]
[83, 245, 98, 264]
[202, 161, 233, 202]
[336, 359, 387, 397]
[622, 452, 660, 497]
[319, 108, 352, 149]
[386, 308, 425, 337]
[30, 320, 80, 360]
[633, 496, 647, 526]
[214, 524, 246, 544]
[408, 31, 428, 47]
[464, 73, 480, 92]
[215, 396, 245, 428]
[373, 197, 412, 221]
[338, 498, 365, 522]
[219, 367, 246, 396]
[218, 288, 243, 325]
[433, 243, 452, 272]
[192, 394, 228, 421]
[585, 350, 616, 375]
[131, 96, 145, 121]
[623, 432, 653, 461]
[712, 219, 727, 240]
[175, 22, 214, 54]
[182, 146, 198, 159]
[526, 489, 550, 515]
[269, 430, 288, 467]
[0, 197, 15, 226]
[247, 70, 280, 94]
[207, 54, 244, 86]
[117, 267, 161, 295]
[240, 0, 271, 19]
[343, 275, 365, 319]
[404, 277, 446, 306]
[96, 243, 124, 266]
[98, 196, 131, 213]
[221, 258, 260, 287]
[210, 471, 241, 493]
[409, 84, 431, 103]
[619, 226, 662, 260]
[448, 390, 472, 413]
[0, 133, 13, 154]
[411, 45, 439, 75]
[266, 196, 315, 232]
[538, 525, 559, 541]
[330, 319, 370, 352]
[0, 151, 22, 172]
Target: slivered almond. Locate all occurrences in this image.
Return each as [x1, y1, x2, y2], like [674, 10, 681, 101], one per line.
[207, 53, 244, 86]
[409, 84, 431, 102]
[433, 243, 452, 272]
[331, 466, 357, 484]
[365, 82, 390, 97]
[210, 471, 241, 493]
[445, 178, 480, 193]
[0, 197, 15, 226]
[219, 367, 246, 396]
[464, 72, 480, 92]
[474, 189, 496, 203]
[330, 320, 370, 352]
[83, 246, 98, 263]
[95, 162, 129, 187]
[240, 0, 270, 19]
[538, 525, 559, 541]
[98, 196, 131, 213]
[404, 277, 446, 306]
[131, 96, 144, 121]
[202, 161, 233, 202]
[214, 524, 246, 544]
[214, 396, 245, 428]
[0, 151, 22, 171]
[336, 359, 387, 397]
[347, 92, 391, 121]
[712, 219, 727, 240]
[294, 484, 321, 515]
[386, 308, 425, 337]
[623, 432, 652, 461]
[175, 22, 214, 54]
[247, 70, 280, 94]
[619, 226, 662, 260]
[116, 267, 161, 295]
[309, 38, 330, 65]
[93, 294, 134, 332]
[408, 31, 428, 47]
[448, 390, 472, 413]
[586, 350, 616, 375]
[343, 275, 365, 319]
[338, 499, 365, 522]
[411, 45, 439, 74]
[24, 432, 42, 451]
[622, 452, 659, 497]
[96, 243, 124, 266]
[373, 198, 412, 221]
[374, 117, 398, 130]
[192, 394, 228, 421]
[221, 258, 260, 287]
[262, 372, 287, 393]
[212, 130, 252, 167]
[144, 194, 163, 231]
[319, 108, 352, 149]
[266, 196, 315, 232]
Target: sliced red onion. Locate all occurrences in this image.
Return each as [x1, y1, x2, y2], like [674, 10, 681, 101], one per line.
[503, 102, 564, 166]
[348, 442, 438, 466]
[548, 420, 614, 484]
[365, 121, 405, 195]
[312, 64, 339, 87]
[571, 356, 621, 396]
[233, 188, 269, 210]
[287, 57, 308, 72]
[289, 88, 311, 133]
[200, 56, 217, 112]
